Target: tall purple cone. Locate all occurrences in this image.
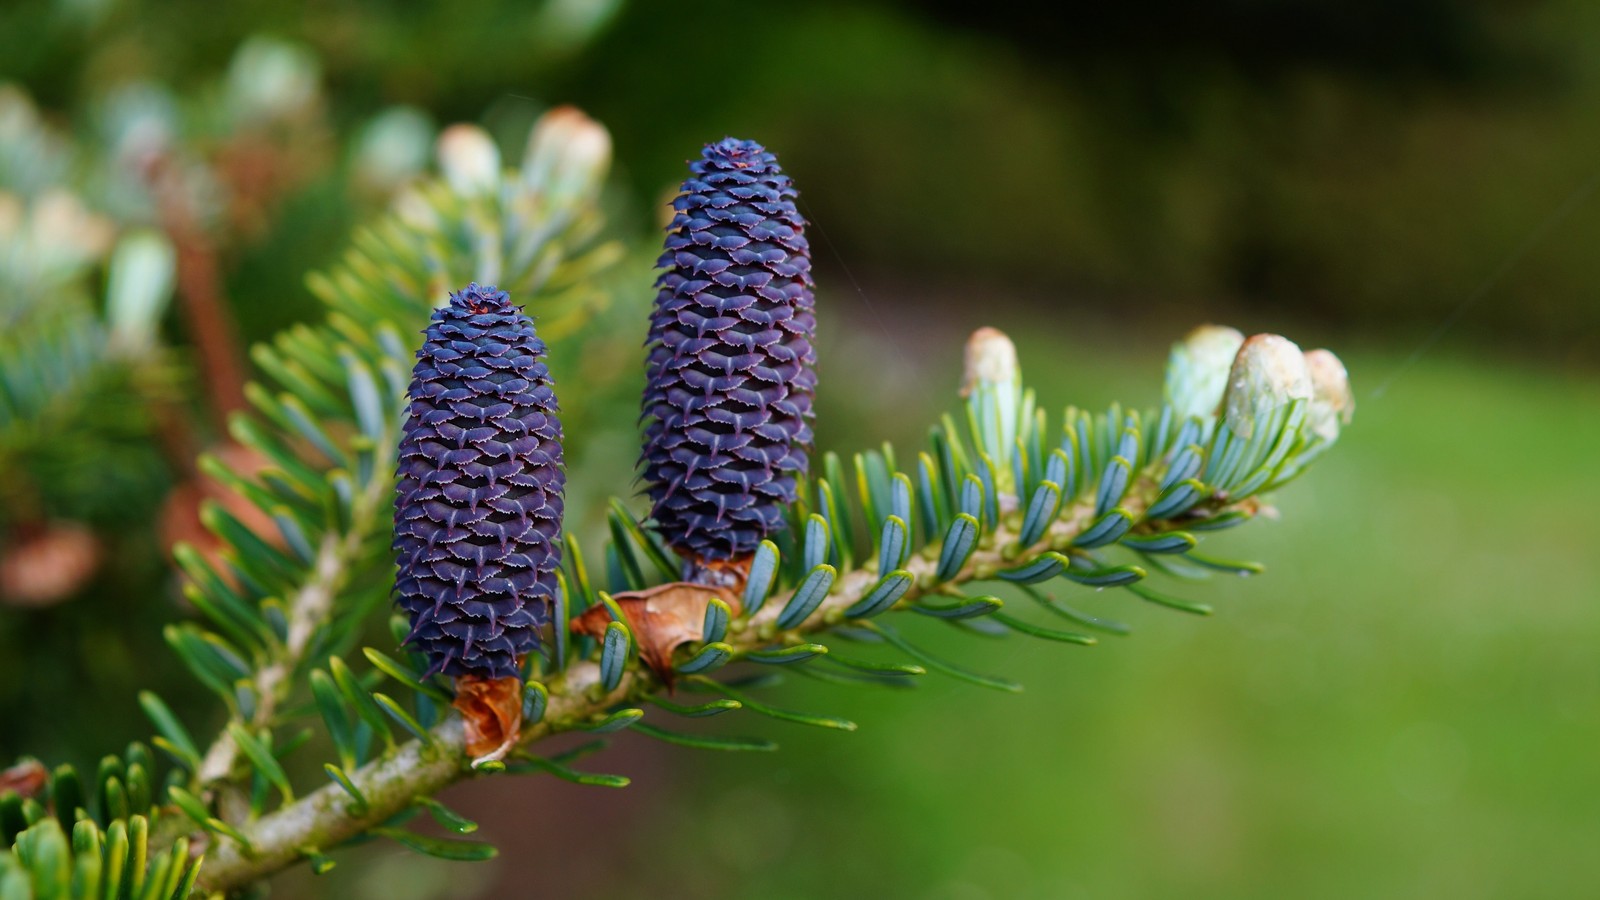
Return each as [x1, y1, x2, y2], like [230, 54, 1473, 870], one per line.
[394, 283, 564, 679]
[641, 137, 816, 567]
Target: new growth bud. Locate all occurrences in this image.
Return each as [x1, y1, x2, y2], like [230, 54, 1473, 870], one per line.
[436, 124, 501, 196]
[1164, 324, 1245, 420]
[962, 327, 1022, 494]
[961, 326, 1020, 398]
[1222, 334, 1312, 440]
[105, 229, 176, 355]
[522, 106, 612, 206]
[1304, 348, 1354, 443]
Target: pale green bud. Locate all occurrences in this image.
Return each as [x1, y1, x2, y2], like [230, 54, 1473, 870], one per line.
[227, 37, 320, 123]
[1164, 324, 1244, 420]
[105, 229, 176, 354]
[436, 124, 500, 196]
[522, 105, 612, 206]
[353, 106, 434, 195]
[962, 327, 1022, 496]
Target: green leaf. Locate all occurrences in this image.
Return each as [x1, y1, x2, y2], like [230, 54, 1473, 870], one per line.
[371, 827, 498, 861]
[822, 454, 857, 567]
[702, 596, 731, 644]
[371, 693, 435, 745]
[506, 754, 630, 789]
[301, 847, 337, 875]
[912, 595, 1003, 620]
[742, 541, 780, 615]
[801, 513, 831, 574]
[630, 722, 778, 752]
[645, 694, 741, 717]
[1128, 584, 1214, 615]
[991, 611, 1096, 644]
[1186, 510, 1253, 531]
[310, 669, 358, 771]
[997, 550, 1071, 584]
[605, 513, 647, 591]
[843, 570, 913, 619]
[227, 723, 294, 805]
[523, 680, 549, 724]
[413, 796, 478, 834]
[608, 499, 679, 583]
[1094, 455, 1133, 516]
[342, 352, 387, 442]
[330, 656, 394, 750]
[165, 787, 253, 852]
[775, 564, 836, 630]
[577, 708, 644, 734]
[1061, 561, 1146, 587]
[867, 622, 1022, 693]
[746, 643, 827, 665]
[876, 515, 909, 578]
[685, 677, 856, 731]
[1021, 585, 1131, 635]
[1183, 552, 1266, 576]
[599, 620, 631, 692]
[958, 473, 984, 522]
[49, 764, 84, 832]
[123, 762, 151, 817]
[362, 647, 453, 704]
[1072, 508, 1134, 549]
[553, 571, 571, 672]
[16, 817, 70, 897]
[1119, 531, 1197, 554]
[1016, 479, 1062, 547]
[322, 764, 368, 814]
[170, 545, 268, 653]
[676, 641, 734, 675]
[935, 513, 980, 581]
[1146, 478, 1203, 520]
[817, 649, 925, 677]
[101, 819, 128, 900]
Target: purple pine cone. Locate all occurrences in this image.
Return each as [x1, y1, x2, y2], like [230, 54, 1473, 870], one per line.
[641, 137, 816, 565]
[394, 283, 564, 679]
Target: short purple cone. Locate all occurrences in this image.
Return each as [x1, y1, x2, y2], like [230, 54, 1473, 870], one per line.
[393, 283, 564, 679]
[640, 138, 816, 566]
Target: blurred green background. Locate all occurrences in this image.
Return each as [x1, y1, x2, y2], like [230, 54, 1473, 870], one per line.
[3, 0, 1599, 897]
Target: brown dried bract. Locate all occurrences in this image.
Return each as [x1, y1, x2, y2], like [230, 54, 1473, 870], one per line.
[453, 673, 523, 764]
[0, 759, 47, 799]
[573, 582, 742, 683]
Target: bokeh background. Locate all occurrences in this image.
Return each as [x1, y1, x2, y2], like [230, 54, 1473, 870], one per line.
[3, 1, 1599, 897]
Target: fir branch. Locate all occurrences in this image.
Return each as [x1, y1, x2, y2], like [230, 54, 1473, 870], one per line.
[195, 474, 1176, 893]
[194, 463, 393, 789]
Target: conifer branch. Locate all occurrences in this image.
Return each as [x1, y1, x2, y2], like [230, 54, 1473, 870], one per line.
[196, 475, 1178, 892]
[195, 463, 394, 789]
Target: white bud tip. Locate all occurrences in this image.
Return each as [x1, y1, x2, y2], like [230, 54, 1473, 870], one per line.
[961, 327, 1020, 397]
[1164, 324, 1245, 420]
[1304, 348, 1354, 441]
[523, 105, 612, 199]
[436, 124, 501, 195]
[1223, 334, 1312, 439]
[106, 229, 177, 351]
